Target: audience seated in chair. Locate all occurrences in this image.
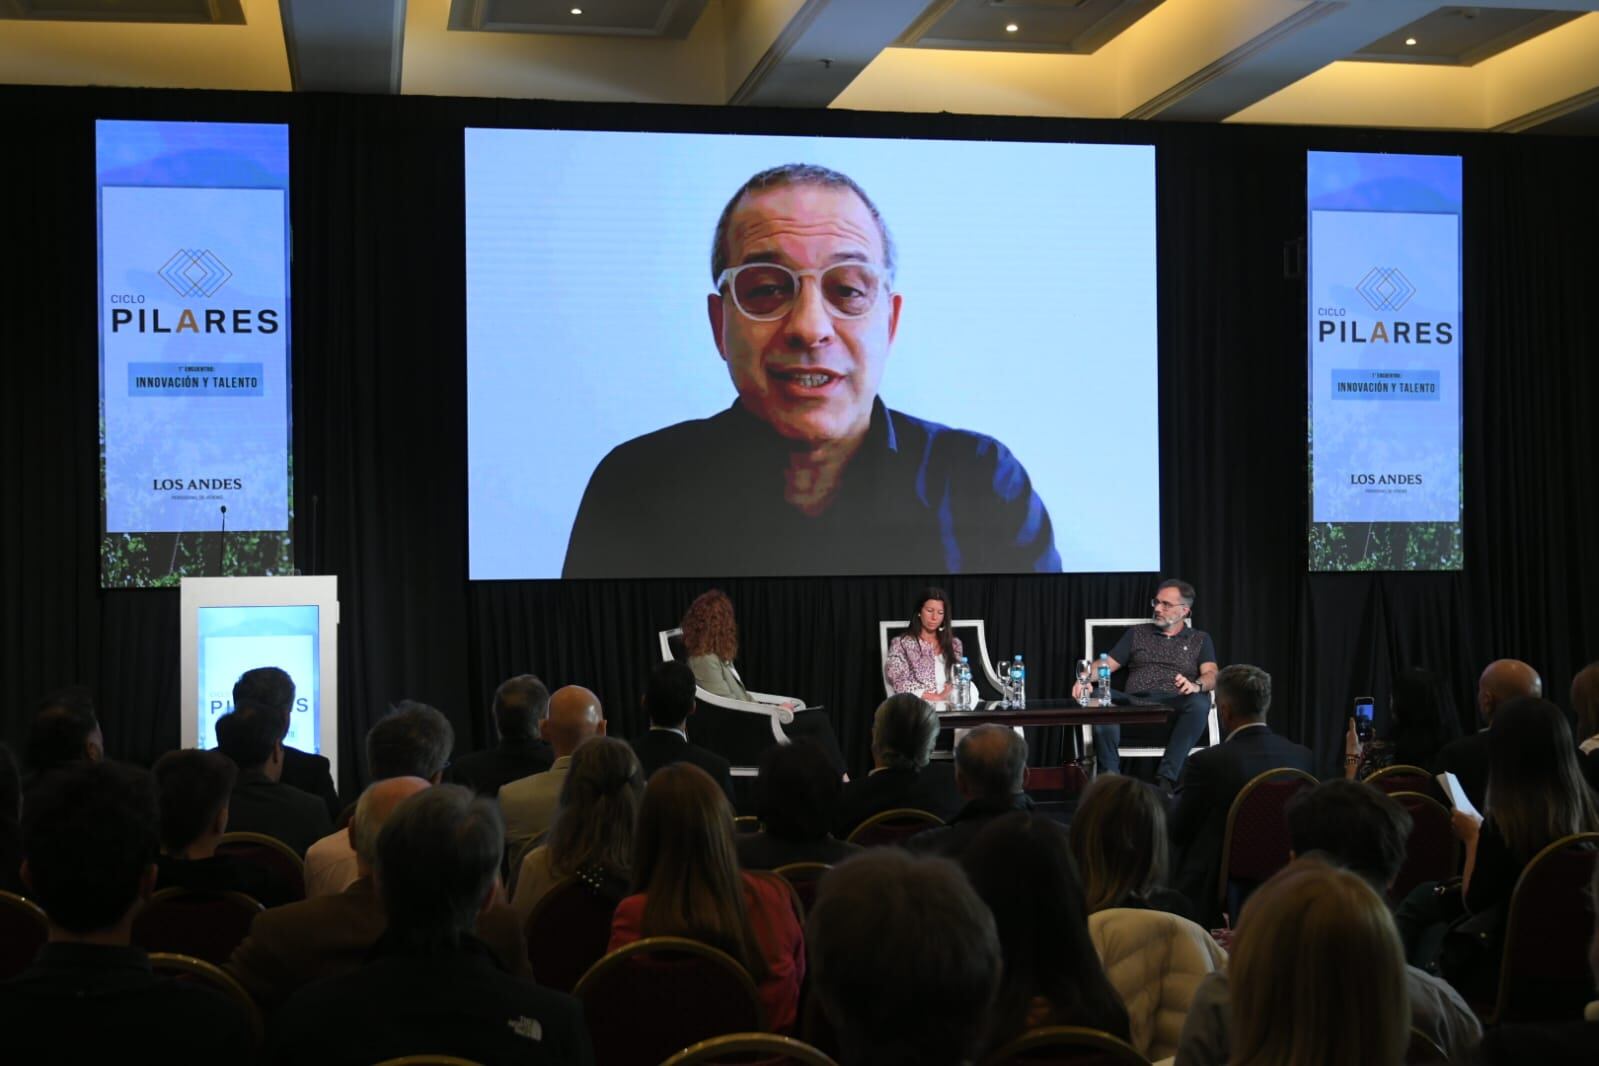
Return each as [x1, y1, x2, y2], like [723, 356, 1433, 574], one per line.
[449, 672, 556, 798]
[225, 775, 529, 1012]
[833, 694, 960, 837]
[1169, 664, 1312, 925]
[234, 666, 342, 821]
[610, 762, 805, 1033]
[806, 848, 1001, 1066]
[1175, 780, 1480, 1066]
[0, 762, 254, 1063]
[1225, 858, 1411, 1066]
[305, 700, 454, 898]
[631, 659, 734, 798]
[214, 701, 332, 857]
[153, 748, 295, 907]
[908, 724, 1031, 860]
[1429, 658, 1542, 812]
[0, 742, 21, 896]
[738, 740, 861, 870]
[269, 784, 591, 1066]
[1070, 772, 1194, 921]
[22, 686, 104, 791]
[961, 811, 1131, 1054]
[511, 735, 642, 920]
[501, 685, 606, 855]
[1475, 857, 1599, 1065]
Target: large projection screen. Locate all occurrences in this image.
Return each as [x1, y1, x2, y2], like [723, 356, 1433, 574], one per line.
[466, 129, 1159, 579]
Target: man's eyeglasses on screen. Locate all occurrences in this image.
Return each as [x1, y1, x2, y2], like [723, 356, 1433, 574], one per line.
[715, 262, 890, 321]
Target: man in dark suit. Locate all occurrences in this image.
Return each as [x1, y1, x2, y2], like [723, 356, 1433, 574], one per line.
[835, 693, 961, 836]
[1169, 663, 1313, 925]
[908, 724, 1033, 860]
[269, 785, 589, 1065]
[0, 762, 254, 1062]
[1430, 658, 1542, 811]
[449, 673, 556, 797]
[215, 702, 332, 856]
[630, 660, 734, 798]
[226, 775, 529, 1014]
[234, 667, 342, 821]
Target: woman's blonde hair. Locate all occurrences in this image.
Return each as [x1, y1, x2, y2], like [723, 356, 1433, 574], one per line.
[682, 589, 739, 662]
[546, 736, 643, 880]
[1068, 773, 1169, 913]
[631, 762, 768, 980]
[1230, 859, 1410, 1066]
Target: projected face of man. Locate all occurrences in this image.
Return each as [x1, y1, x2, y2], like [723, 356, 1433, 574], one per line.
[709, 183, 902, 449]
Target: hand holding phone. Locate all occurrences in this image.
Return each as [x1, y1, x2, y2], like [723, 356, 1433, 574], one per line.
[1353, 697, 1374, 743]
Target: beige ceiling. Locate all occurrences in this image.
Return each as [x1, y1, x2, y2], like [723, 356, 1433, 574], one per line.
[1, 0, 1597, 132]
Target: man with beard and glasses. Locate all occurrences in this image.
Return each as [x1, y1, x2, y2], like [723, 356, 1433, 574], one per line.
[562, 162, 1058, 578]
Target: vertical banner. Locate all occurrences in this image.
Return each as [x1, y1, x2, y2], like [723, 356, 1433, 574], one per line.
[1308, 152, 1462, 571]
[97, 120, 292, 587]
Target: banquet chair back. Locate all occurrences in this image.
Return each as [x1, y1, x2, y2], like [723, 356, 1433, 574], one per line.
[1387, 791, 1458, 903]
[524, 876, 621, 994]
[0, 890, 48, 980]
[662, 1032, 838, 1065]
[981, 1025, 1151, 1065]
[148, 951, 264, 1046]
[771, 862, 830, 915]
[216, 830, 307, 902]
[132, 887, 263, 965]
[845, 807, 943, 848]
[1484, 831, 1599, 1024]
[1366, 765, 1447, 805]
[1217, 768, 1317, 917]
[574, 936, 764, 1066]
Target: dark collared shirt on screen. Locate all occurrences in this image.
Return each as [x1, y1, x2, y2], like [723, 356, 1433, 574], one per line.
[563, 399, 1060, 577]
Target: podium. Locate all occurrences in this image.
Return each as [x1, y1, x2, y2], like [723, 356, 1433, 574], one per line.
[178, 576, 341, 789]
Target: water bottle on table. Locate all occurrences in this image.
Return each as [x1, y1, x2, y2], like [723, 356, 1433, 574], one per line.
[1011, 654, 1026, 710]
[1095, 653, 1112, 707]
[957, 656, 972, 709]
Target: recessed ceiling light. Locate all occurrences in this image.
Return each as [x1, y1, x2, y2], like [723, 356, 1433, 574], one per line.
[1405, 37, 1417, 46]
[571, 6, 583, 14]
[1006, 23, 1018, 33]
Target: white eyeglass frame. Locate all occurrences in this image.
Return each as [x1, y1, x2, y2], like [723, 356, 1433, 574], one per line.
[713, 261, 892, 321]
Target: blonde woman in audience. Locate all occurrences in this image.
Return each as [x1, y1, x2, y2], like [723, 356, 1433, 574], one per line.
[510, 736, 642, 921]
[1069, 772, 1194, 919]
[1229, 858, 1410, 1066]
[609, 762, 805, 1032]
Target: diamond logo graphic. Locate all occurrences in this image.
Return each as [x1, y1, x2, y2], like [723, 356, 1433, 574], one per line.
[158, 249, 233, 298]
[1354, 267, 1416, 313]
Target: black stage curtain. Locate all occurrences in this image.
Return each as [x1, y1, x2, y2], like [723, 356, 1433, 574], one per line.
[2, 87, 1595, 787]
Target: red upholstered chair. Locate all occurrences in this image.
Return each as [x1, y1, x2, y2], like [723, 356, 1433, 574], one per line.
[574, 936, 764, 1066]
[148, 951, 264, 1046]
[662, 1032, 838, 1065]
[131, 887, 263, 965]
[216, 831, 307, 903]
[1365, 764, 1448, 805]
[844, 807, 944, 848]
[1481, 832, 1599, 1024]
[1216, 768, 1318, 919]
[1387, 791, 1458, 903]
[0, 890, 48, 980]
[772, 863, 830, 917]
[980, 1025, 1152, 1065]
[523, 876, 620, 994]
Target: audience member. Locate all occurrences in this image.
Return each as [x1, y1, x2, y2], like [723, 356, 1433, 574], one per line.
[630, 659, 733, 797]
[963, 812, 1131, 1051]
[1169, 663, 1312, 924]
[0, 742, 20, 895]
[510, 735, 642, 920]
[1431, 658, 1542, 810]
[1070, 772, 1193, 918]
[152, 747, 293, 907]
[234, 666, 341, 820]
[1228, 859, 1410, 1066]
[501, 685, 605, 853]
[23, 686, 103, 781]
[214, 702, 332, 856]
[226, 775, 529, 1012]
[807, 848, 1001, 1066]
[1176, 780, 1480, 1066]
[833, 693, 961, 836]
[269, 785, 591, 1065]
[738, 740, 861, 870]
[0, 762, 253, 1061]
[304, 700, 454, 897]
[610, 763, 805, 1032]
[1572, 661, 1599, 792]
[909, 723, 1031, 860]
[449, 672, 555, 797]
[1345, 667, 1460, 779]
[1474, 859, 1599, 1064]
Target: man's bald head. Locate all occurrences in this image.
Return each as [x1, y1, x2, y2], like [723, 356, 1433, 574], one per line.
[541, 685, 605, 756]
[954, 724, 1027, 802]
[350, 776, 430, 871]
[1478, 659, 1542, 723]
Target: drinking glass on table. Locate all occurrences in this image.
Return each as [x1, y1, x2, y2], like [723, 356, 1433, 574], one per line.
[1075, 659, 1093, 706]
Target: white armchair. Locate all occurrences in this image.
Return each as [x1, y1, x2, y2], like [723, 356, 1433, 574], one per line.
[1080, 617, 1219, 769]
[657, 628, 795, 775]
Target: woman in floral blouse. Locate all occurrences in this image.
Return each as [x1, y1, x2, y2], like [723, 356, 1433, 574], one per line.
[885, 587, 963, 702]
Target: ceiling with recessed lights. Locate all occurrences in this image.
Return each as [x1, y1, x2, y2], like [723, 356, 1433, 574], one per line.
[0, 0, 1596, 132]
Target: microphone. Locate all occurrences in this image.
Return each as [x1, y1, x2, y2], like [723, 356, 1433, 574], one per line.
[212, 505, 228, 577]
